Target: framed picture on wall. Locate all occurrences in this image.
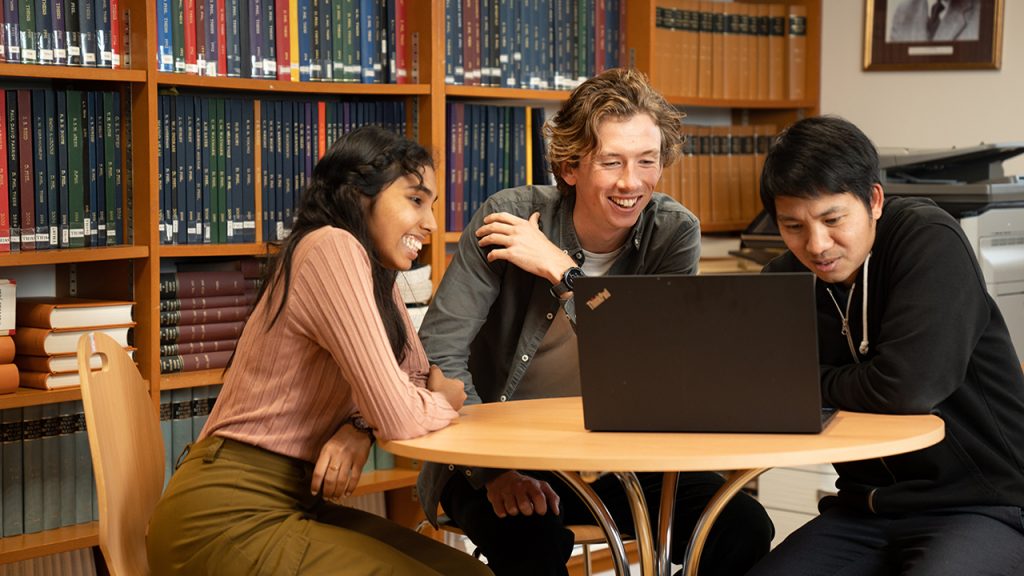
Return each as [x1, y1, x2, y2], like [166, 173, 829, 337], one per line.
[864, 0, 1004, 70]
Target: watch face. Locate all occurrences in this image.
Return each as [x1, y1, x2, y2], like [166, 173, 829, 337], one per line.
[565, 267, 586, 290]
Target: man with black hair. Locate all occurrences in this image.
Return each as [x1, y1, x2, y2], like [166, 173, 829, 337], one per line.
[749, 115, 1024, 576]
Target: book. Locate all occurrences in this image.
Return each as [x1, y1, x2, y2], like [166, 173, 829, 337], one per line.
[16, 297, 134, 329]
[20, 371, 83, 390]
[22, 404, 42, 533]
[15, 350, 122, 374]
[159, 339, 237, 357]
[0, 92, 8, 252]
[57, 401, 75, 527]
[160, 304, 251, 326]
[0, 335, 14, 363]
[40, 403, 61, 530]
[12, 324, 133, 356]
[787, 3, 807, 101]
[2, 407, 23, 536]
[72, 401, 92, 524]
[160, 349, 233, 373]
[160, 270, 246, 298]
[159, 390, 171, 489]
[0, 278, 14, 334]
[0, 362, 18, 394]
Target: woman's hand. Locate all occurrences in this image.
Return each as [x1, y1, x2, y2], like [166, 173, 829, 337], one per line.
[428, 364, 467, 411]
[311, 422, 373, 501]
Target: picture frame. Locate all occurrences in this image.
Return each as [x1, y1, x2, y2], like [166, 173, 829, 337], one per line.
[864, 0, 1004, 70]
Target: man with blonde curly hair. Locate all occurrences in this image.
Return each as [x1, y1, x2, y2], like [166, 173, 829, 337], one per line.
[417, 67, 773, 576]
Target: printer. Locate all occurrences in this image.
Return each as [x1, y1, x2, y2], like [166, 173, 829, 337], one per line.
[879, 142, 1024, 361]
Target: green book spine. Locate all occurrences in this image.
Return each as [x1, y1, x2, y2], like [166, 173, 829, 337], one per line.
[21, 405, 43, 534]
[40, 404, 62, 531]
[2, 408, 23, 536]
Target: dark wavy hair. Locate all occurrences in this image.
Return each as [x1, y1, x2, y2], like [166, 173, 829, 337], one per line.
[251, 125, 433, 365]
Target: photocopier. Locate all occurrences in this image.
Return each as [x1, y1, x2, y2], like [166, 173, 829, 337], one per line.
[879, 142, 1024, 361]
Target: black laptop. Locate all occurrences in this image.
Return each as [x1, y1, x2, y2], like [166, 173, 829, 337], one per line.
[574, 273, 835, 434]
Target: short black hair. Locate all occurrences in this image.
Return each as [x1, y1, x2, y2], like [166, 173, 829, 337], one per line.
[760, 116, 880, 219]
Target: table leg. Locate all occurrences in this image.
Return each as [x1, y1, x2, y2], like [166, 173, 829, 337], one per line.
[614, 472, 657, 575]
[656, 471, 679, 576]
[553, 471, 632, 576]
[682, 468, 769, 576]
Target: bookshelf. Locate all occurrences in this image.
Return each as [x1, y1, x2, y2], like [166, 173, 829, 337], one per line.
[0, 0, 821, 564]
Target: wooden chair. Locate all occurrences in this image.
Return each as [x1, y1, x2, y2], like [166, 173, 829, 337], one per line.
[416, 516, 616, 576]
[78, 332, 165, 576]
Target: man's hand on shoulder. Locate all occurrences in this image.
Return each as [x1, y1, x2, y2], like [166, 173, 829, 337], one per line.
[476, 212, 577, 284]
[485, 470, 561, 518]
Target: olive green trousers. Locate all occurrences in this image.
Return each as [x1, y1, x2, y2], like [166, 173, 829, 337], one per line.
[147, 435, 492, 576]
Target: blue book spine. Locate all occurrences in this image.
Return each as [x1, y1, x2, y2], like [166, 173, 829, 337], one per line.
[318, 0, 332, 81]
[21, 405, 43, 534]
[191, 386, 209, 440]
[170, 389, 193, 475]
[37, 0, 54, 64]
[203, 0, 217, 75]
[3, 0, 21, 63]
[103, 91, 117, 245]
[160, 391, 172, 489]
[40, 404, 61, 531]
[51, 0, 68, 65]
[73, 401, 93, 525]
[95, 0, 110, 67]
[113, 91, 123, 244]
[298, 0, 311, 81]
[283, 100, 294, 236]
[78, 0, 95, 66]
[260, 102, 269, 241]
[358, 0, 374, 83]
[58, 401, 76, 527]
[2, 408, 23, 536]
[272, 100, 282, 240]
[64, 0, 81, 65]
[263, 0, 276, 78]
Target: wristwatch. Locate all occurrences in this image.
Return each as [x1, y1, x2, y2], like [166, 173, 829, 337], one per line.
[345, 413, 376, 444]
[550, 266, 585, 299]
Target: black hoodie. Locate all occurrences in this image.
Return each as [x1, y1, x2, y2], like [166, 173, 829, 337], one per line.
[765, 196, 1024, 514]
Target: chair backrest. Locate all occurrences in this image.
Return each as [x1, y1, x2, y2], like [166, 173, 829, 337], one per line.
[78, 332, 165, 576]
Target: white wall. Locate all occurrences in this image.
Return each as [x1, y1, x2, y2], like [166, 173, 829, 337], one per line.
[820, 0, 1024, 176]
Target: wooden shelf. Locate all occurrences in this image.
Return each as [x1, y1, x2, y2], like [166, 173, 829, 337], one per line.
[0, 246, 149, 267]
[350, 468, 420, 497]
[0, 522, 98, 565]
[160, 369, 224, 391]
[0, 387, 83, 410]
[156, 73, 430, 96]
[0, 63, 146, 83]
[667, 96, 818, 109]
[445, 85, 571, 102]
[159, 243, 275, 258]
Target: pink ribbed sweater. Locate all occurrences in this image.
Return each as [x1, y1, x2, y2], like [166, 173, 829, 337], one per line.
[199, 226, 458, 463]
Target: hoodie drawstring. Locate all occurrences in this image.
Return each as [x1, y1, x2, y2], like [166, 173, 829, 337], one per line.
[825, 252, 871, 362]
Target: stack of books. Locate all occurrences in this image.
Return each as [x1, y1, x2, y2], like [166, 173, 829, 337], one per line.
[0, 279, 16, 394]
[12, 297, 135, 390]
[159, 259, 262, 373]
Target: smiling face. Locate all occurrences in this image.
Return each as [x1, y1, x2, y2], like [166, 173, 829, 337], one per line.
[775, 185, 884, 287]
[366, 167, 438, 270]
[563, 113, 664, 253]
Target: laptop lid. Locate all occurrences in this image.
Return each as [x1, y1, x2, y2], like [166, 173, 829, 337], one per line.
[575, 273, 826, 433]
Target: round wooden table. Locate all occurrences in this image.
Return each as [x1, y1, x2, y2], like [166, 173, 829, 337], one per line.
[381, 397, 945, 576]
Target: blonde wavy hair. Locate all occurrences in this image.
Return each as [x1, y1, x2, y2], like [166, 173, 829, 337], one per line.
[543, 67, 685, 195]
